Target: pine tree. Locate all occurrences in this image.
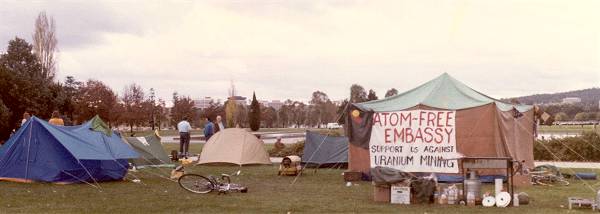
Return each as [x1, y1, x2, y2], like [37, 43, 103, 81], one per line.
[249, 92, 261, 131]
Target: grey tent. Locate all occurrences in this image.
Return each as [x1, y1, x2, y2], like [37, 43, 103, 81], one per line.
[302, 131, 348, 166]
[124, 132, 173, 168]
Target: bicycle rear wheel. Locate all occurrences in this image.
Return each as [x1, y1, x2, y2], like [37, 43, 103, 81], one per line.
[178, 174, 214, 194]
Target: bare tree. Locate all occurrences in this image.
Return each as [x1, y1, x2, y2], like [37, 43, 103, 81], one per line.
[33, 11, 58, 81]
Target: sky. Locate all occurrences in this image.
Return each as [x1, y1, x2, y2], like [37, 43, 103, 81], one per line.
[1, 0, 599, 103]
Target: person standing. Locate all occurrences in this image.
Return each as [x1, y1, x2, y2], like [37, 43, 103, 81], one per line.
[204, 117, 214, 141]
[21, 112, 31, 126]
[214, 115, 225, 133]
[48, 111, 65, 126]
[177, 116, 192, 158]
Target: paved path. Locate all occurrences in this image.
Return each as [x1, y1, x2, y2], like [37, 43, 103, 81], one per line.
[162, 135, 305, 144]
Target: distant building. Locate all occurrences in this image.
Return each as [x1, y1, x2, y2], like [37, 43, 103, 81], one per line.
[229, 96, 247, 105]
[193, 97, 218, 109]
[562, 97, 581, 104]
[268, 100, 284, 110]
[259, 100, 269, 107]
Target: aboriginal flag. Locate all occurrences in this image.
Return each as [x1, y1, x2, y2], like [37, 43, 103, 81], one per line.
[344, 104, 374, 149]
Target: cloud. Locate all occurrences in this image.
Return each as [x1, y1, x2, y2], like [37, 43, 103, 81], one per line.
[1, 0, 598, 102]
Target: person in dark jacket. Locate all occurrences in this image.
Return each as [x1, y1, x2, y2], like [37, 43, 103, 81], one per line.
[204, 117, 214, 141]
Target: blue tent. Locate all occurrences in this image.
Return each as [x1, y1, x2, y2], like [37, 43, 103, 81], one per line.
[0, 116, 139, 183]
[302, 131, 348, 165]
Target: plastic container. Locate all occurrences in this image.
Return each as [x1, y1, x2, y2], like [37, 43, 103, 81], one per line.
[464, 171, 482, 202]
[467, 192, 475, 206]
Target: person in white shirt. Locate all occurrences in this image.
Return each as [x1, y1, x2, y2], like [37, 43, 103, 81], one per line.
[177, 117, 192, 158]
[215, 115, 225, 133]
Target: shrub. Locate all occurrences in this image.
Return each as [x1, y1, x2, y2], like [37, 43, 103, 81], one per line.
[534, 131, 600, 161]
[268, 140, 305, 157]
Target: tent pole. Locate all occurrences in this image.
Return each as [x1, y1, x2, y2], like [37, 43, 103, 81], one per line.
[24, 120, 34, 182]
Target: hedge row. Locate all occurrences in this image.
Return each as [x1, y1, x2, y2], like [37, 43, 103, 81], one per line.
[534, 131, 600, 161]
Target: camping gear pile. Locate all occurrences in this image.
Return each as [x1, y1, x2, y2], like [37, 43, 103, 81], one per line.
[278, 155, 302, 176]
[371, 167, 436, 204]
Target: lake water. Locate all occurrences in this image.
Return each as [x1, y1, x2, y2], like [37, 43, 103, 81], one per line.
[537, 132, 581, 140]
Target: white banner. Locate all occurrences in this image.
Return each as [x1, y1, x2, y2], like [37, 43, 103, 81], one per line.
[369, 110, 459, 173]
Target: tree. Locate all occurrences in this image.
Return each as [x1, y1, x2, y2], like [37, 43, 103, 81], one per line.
[291, 101, 307, 128]
[350, 84, 367, 103]
[154, 99, 168, 130]
[574, 112, 590, 121]
[61, 76, 81, 120]
[554, 112, 569, 121]
[277, 99, 295, 128]
[148, 88, 156, 130]
[337, 99, 349, 124]
[0, 98, 12, 140]
[249, 92, 261, 131]
[261, 107, 277, 128]
[33, 11, 58, 81]
[72, 79, 118, 125]
[121, 83, 146, 132]
[309, 91, 330, 128]
[224, 99, 237, 128]
[367, 89, 378, 101]
[171, 92, 196, 127]
[385, 88, 398, 98]
[200, 100, 224, 123]
[235, 104, 248, 127]
[0, 37, 56, 127]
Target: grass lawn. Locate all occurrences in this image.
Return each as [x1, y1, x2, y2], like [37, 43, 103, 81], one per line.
[2, 144, 600, 213]
[1, 165, 599, 213]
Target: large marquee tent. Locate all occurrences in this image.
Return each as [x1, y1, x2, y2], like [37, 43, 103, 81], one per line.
[345, 73, 535, 184]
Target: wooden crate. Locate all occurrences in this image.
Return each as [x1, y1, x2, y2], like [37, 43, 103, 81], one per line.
[374, 186, 391, 202]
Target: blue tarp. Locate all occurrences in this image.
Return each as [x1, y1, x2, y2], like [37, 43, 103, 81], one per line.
[0, 116, 138, 183]
[436, 174, 507, 183]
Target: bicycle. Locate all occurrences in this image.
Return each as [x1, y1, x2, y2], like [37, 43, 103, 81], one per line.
[530, 165, 570, 186]
[178, 170, 248, 194]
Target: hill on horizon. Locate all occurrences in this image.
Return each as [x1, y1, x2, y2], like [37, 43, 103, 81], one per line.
[503, 88, 600, 107]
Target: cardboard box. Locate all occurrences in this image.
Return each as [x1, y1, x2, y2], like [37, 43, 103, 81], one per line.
[391, 185, 411, 204]
[374, 186, 390, 202]
[344, 171, 362, 182]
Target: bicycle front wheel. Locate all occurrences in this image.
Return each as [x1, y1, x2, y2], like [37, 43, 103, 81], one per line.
[178, 174, 214, 194]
